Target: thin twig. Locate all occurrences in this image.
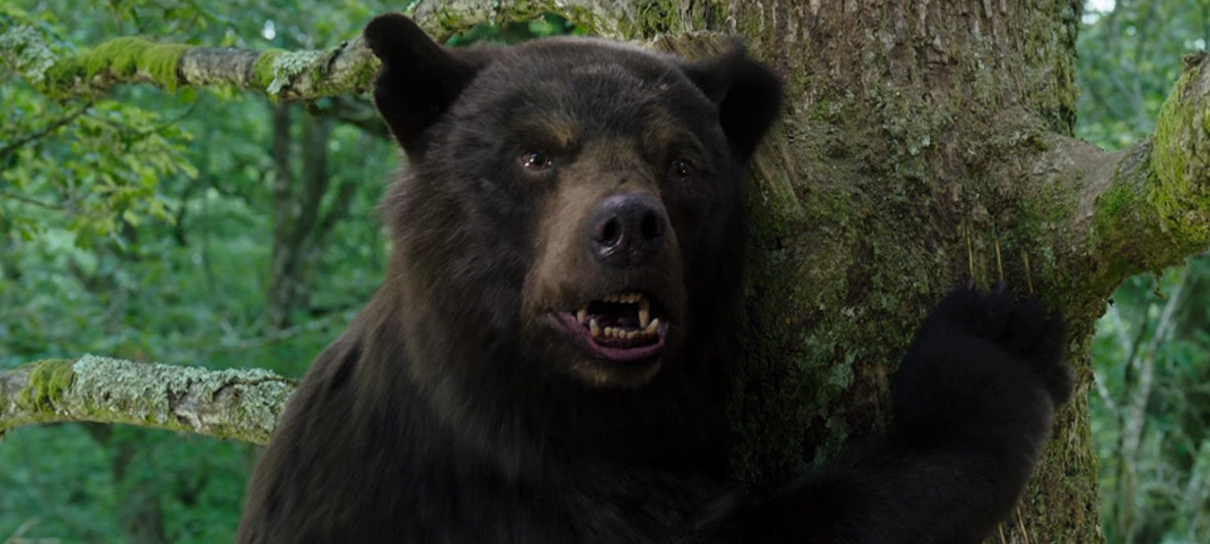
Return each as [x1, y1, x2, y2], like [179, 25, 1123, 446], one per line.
[0, 103, 92, 160]
[0, 190, 63, 211]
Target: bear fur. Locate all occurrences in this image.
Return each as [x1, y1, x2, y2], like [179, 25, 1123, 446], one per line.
[235, 13, 1072, 544]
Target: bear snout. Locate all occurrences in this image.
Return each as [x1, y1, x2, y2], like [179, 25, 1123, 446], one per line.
[588, 192, 669, 268]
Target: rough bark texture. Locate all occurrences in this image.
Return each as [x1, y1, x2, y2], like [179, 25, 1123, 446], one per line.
[6, 1, 1210, 542]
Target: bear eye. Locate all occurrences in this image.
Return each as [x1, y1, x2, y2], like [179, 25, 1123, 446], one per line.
[521, 149, 554, 172]
[670, 158, 693, 180]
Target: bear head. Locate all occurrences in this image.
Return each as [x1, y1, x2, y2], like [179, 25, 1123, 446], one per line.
[363, 14, 782, 393]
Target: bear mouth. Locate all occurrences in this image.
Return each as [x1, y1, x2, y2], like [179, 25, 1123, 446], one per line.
[552, 292, 667, 363]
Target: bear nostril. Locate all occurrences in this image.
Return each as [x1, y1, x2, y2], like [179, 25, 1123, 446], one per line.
[640, 210, 663, 241]
[596, 217, 623, 248]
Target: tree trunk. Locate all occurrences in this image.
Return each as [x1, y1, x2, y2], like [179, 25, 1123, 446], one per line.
[644, 2, 1106, 542]
[267, 103, 348, 329]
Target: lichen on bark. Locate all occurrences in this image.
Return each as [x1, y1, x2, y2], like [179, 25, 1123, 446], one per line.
[1, 356, 294, 444]
[1, 26, 378, 101]
[0, 24, 57, 84]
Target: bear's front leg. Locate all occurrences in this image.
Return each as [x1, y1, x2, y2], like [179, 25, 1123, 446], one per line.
[685, 287, 1072, 544]
[879, 286, 1073, 541]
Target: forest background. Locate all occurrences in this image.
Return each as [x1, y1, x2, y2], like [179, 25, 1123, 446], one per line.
[1, 0, 1208, 543]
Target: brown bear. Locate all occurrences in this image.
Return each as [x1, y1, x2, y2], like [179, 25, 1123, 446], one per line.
[235, 12, 1071, 544]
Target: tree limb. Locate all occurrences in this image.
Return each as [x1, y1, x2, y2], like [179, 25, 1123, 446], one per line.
[1, 25, 379, 101]
[0, 355, 293, 445]
[988, 51, 1210, 301]
[0, 0, 666, 104]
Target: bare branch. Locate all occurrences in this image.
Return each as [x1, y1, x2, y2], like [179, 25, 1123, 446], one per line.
[0, 356, 294, 445]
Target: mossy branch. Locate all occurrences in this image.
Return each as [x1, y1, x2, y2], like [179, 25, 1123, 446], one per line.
[0, 1, 656, 102]
[1083, 53, 1210, 284]
[1, 25, 379, 101]
[0, 355, 294, 445]
[1, 2, 640, 102]
[992, 51, 1210, 297]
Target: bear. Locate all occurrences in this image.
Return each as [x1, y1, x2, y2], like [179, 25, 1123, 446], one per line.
[234, 12, 1073, 544]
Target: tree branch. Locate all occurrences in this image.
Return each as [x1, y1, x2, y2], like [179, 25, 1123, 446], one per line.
[2, 1, 646, 103]
[991, 51, 1210, 299]
[1, 25, 379, 101]
[0, 356, 294, 445]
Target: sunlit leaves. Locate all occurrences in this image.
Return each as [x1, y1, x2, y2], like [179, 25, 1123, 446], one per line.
[1077, 0, 1210, 150]
[1, 87, 188, 247]
[1081, 1, 1210, 541]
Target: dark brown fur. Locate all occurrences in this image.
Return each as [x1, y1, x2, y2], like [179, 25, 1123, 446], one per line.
[236, 13, 1071, 544]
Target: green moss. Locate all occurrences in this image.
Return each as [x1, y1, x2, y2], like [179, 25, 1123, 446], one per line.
[1097, 177, 1135, 224]
[21, 359, 76, 411]
[634, 0, 679, 36]
[1150, 63, 1210, 251]
[253, 49, 285, 92]
[78, 37, 190, 92]
[1151, 81, 1190, 210]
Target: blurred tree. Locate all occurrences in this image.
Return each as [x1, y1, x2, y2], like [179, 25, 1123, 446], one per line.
[2, 1, 399, 542]
[1079, 1, 1210, 543]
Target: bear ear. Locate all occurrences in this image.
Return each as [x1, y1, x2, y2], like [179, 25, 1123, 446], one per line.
[363, 13, 485, 155]
[682, 44, 784, 163]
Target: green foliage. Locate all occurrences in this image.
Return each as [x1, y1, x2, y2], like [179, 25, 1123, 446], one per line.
[1, 80, 187, 247]
[1081, 3, 1210, 542]
[1, 1, 586, 542]
[1091, 261, 1210, 544]
[1077, 0, 1210, 150]
[447, 13, 586, 46]
[1, 1, 401, 542]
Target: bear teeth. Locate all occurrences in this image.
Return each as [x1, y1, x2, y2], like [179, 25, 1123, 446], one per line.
[600, 292, 642, 304]
[591, 318, 659, 340]
[575, 293, 659, 342]
[599, 324, 659, 340]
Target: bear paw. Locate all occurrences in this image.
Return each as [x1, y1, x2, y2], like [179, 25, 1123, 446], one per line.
[923, 286, 1073, 406]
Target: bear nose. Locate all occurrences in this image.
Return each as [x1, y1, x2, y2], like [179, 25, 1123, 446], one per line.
[589, 193, 668, 268]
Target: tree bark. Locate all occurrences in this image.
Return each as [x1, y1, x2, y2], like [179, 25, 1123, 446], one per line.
[6, 1, 1210, 542]
[0, 26, 378, 101]
[0, 356, 292, 445]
